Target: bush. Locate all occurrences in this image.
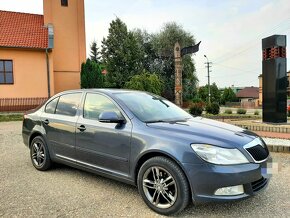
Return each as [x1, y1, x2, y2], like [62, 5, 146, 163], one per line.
[206, 102, 220, 115]
[254, 110, 260, 115]
[224, 109, 232, 114]
[189, 103, 204, 116]
[192, 97, 204, 103]
[124, 71, 164, 95]
[237, 108, 247, 114]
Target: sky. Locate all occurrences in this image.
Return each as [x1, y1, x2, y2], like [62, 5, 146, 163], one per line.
[1, 0, 290, 88]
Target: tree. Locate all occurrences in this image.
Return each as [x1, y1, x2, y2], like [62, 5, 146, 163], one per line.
[124, 71, 164, 95]
[80, 59, 104, 88]
[148, 22, 198, 101]
[101, 18, 144, 88]
[132, 29, 158, 73]
[198, 83, 221, 103]
[90, 40, 101, 63]
[221, 87, 237, 104]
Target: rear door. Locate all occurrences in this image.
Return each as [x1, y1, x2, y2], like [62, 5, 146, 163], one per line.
[75, 92, 132, 176]
[42, 92, 83, 161]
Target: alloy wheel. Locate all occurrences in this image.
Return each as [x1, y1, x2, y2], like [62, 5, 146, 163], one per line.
[142, 166, 177, 209]
[31, 141, 45, 167]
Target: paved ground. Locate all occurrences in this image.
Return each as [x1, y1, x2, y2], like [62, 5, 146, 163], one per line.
[1, 121, 290, 217]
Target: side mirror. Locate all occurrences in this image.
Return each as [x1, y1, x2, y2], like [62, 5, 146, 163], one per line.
[99, 111, 125, 124]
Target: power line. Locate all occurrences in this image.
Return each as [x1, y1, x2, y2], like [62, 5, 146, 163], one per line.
[213, 17, 290, 64]
[213, 63, 259, 74]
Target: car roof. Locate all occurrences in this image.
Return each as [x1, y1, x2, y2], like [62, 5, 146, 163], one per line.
[58, 88, 145, 95]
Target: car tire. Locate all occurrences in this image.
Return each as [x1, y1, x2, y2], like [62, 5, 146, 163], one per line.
[30, 136, 52, 171]
[137, 156, 190, 215]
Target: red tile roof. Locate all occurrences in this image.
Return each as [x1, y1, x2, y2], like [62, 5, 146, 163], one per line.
[0, 10, 48, 49]
[236, 87, 259, 99]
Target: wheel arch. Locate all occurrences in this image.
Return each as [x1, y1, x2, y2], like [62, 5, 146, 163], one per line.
[29, 131, 46, 148]
[134, 150, 193, 199]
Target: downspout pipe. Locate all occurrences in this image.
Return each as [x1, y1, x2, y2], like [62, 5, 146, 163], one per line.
[46, 48, 51, 98]
[45, 24, 54, 98]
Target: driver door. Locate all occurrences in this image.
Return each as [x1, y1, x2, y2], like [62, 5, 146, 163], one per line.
[75, 92, 132, 176]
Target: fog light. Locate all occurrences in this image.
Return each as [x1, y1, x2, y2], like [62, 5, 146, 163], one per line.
[214, 185, 244, 196]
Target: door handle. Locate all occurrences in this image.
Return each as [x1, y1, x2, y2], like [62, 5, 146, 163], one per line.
[77, 125, 86, 132]
[43, 119, 49, 125]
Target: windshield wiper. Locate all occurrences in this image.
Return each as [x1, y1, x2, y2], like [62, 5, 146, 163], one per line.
[145, 120, 168, 123]
[145, 118, 190, 124]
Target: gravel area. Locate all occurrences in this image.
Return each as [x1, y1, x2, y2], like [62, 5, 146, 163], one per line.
[263, 137, 290, 147]
[0, 121, 290, 217]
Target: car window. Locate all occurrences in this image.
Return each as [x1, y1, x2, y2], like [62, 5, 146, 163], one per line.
[45, 97, 59, 114]
[84, 93, 121, 120]
[55, 93, 82, 117]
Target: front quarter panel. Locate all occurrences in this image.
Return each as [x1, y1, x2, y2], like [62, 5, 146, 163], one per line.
[130, 122, 205, 181]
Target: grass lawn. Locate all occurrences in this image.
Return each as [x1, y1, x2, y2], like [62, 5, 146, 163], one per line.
[0, 113, 23, 122]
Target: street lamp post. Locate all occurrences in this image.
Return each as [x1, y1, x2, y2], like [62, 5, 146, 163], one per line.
[204, 55, 212, 103]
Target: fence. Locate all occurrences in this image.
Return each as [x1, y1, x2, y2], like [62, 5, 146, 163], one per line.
[0, 97, 48, 112]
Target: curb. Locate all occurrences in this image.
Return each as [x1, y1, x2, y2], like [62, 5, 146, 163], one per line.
[268, 145, 290, 153]
[236, 124, 290, 133]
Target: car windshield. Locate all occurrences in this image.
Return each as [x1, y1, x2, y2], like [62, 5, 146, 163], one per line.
[114, 92, 192, 123]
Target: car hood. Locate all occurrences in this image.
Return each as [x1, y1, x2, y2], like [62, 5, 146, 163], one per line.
[146, 117, 258, 148]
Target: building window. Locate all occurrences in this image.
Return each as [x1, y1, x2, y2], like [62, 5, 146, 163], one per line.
[0, 60, 14, 84]
[61, 0, 68, 7]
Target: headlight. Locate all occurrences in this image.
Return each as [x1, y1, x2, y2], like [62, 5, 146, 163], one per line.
[191, 144, 249, 165]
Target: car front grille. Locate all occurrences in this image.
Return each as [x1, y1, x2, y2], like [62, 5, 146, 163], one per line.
[251, 177, 268, 192]
[246, 145, 269, 162]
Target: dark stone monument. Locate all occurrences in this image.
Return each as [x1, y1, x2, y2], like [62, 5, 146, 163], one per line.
[262, 35, 287, 123]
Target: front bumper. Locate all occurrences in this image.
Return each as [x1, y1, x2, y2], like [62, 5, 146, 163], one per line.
[183, 157, 271, 204]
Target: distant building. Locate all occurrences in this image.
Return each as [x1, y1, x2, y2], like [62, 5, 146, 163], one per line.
[236, 86, 259, 108]
[258, 71, 290, 105]
[219, 86, 244, 95]
[0, 0, 86, 100]
[230, 86, 245, 94]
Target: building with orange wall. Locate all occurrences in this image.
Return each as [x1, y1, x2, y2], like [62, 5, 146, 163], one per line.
[0, 0, 86, 101]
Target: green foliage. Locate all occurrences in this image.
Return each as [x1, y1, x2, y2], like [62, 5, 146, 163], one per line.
[225, 109, 233, 114]
[221, 87, 237, 105]
[192, 97, 204, 103]
[138, 22, 198, 101]
[90, 40, 101, 63]
[237, 108, 247, 114]
[205, 102, 220, 115]
[0, 114, 23, 122]
[101, 18, 144, 88]
[189, 103, 203, 116]
[97, 19, 198, 101]
[124, 71, 164, 95]
[254, 110, 260, 115]
[80, 59, 104, 88]
[199, 83, 221, 103]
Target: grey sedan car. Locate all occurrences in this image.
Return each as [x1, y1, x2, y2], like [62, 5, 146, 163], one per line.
[22, 89, 270, 215]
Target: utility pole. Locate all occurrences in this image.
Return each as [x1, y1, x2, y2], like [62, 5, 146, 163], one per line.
[204, 55, 212, 103]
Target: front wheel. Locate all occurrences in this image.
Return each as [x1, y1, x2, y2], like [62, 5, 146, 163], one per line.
[137, 156, 190, 215]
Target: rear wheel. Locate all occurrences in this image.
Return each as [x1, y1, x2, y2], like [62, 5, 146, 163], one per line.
[137, 156, 190, 215]
[30, 136, 52, 171]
